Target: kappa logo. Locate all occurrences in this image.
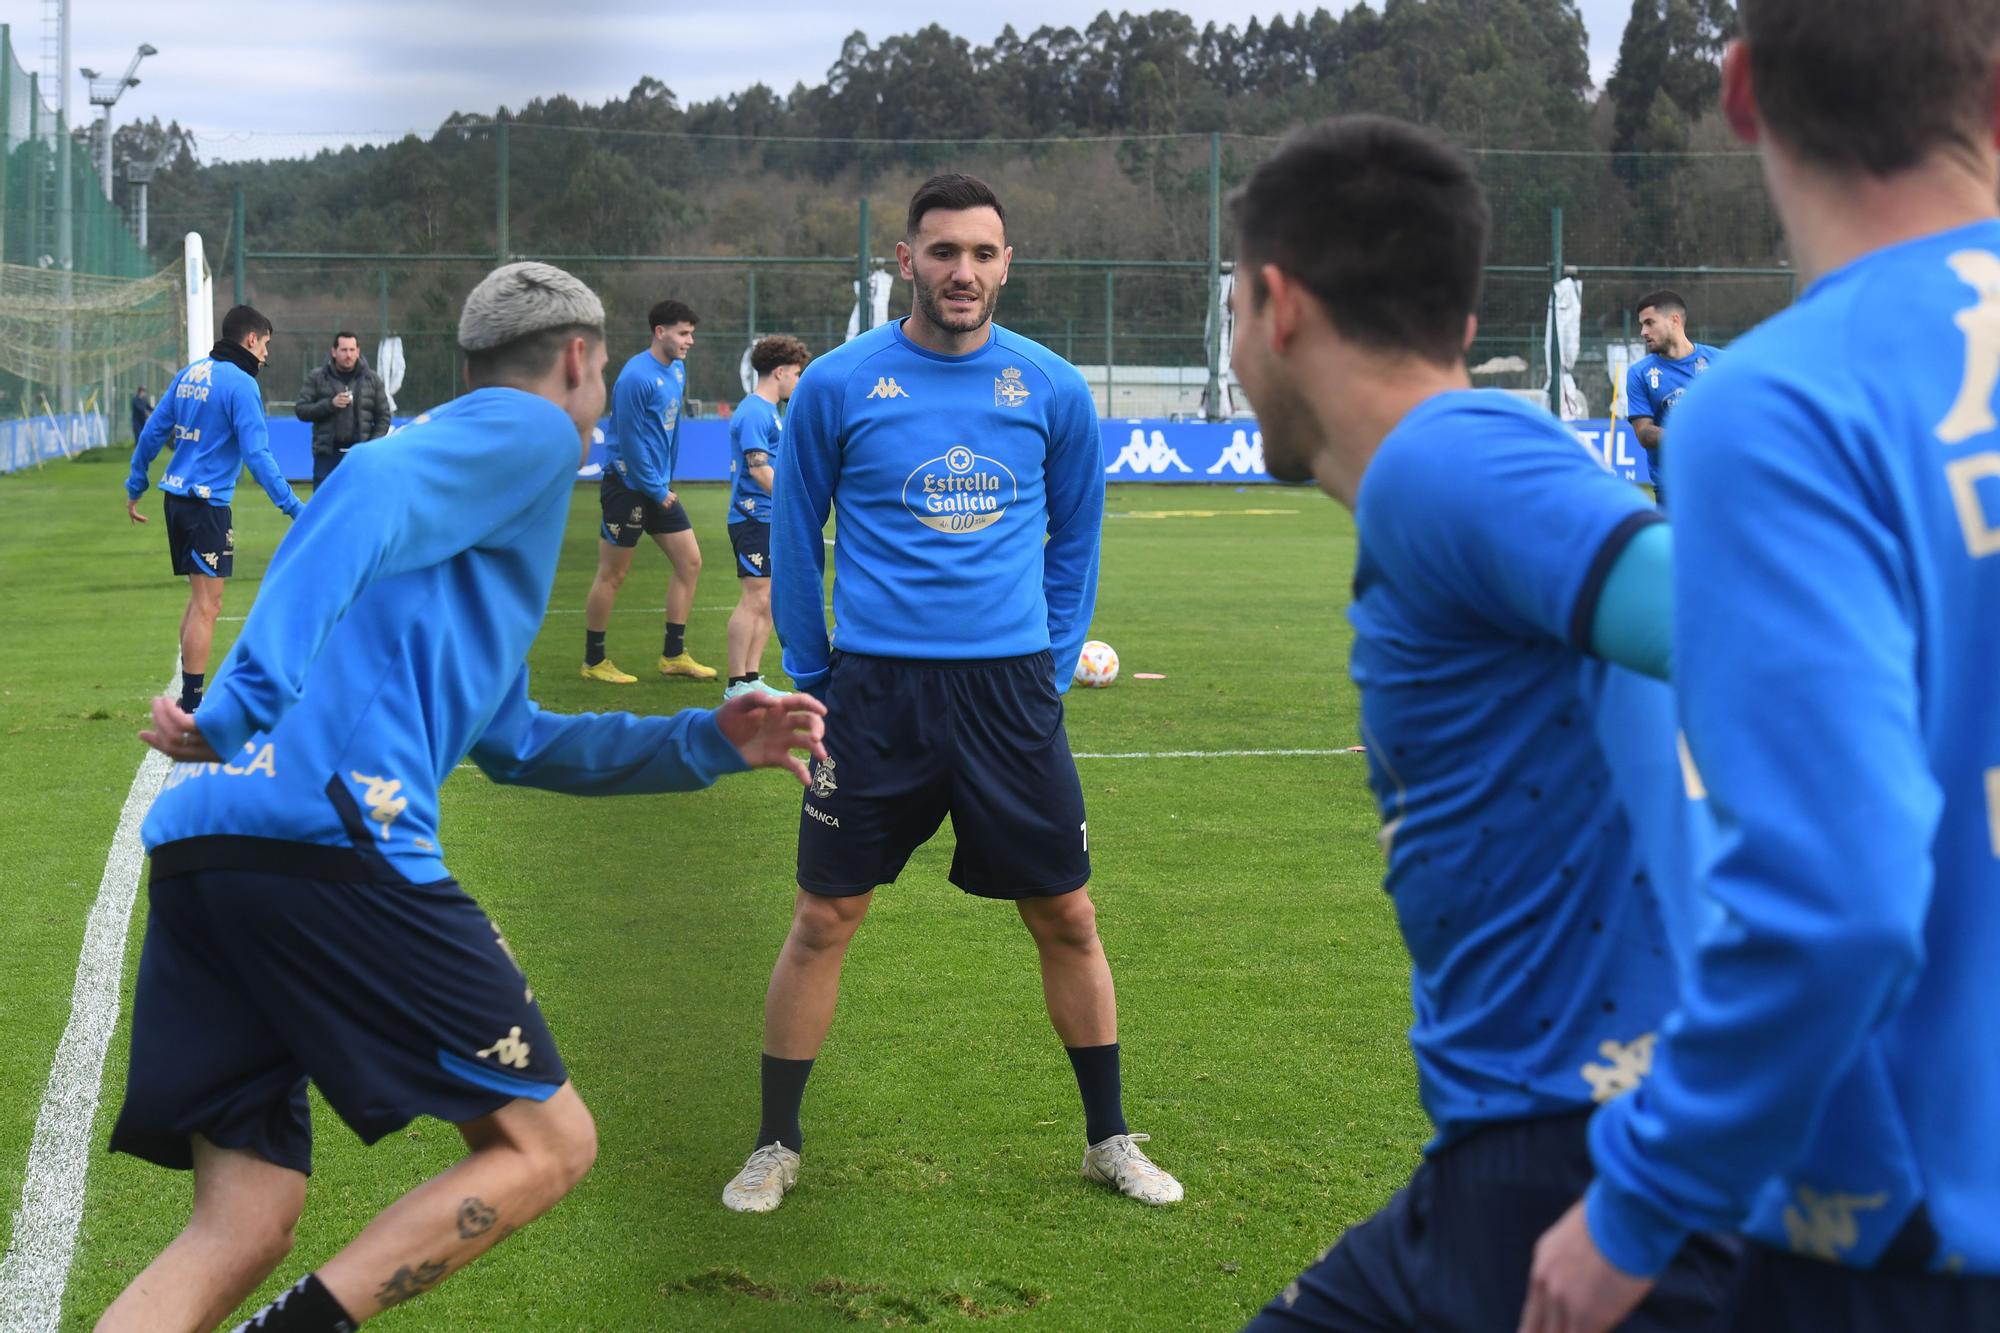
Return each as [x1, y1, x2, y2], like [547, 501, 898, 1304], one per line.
[1205, 429, 1267, 476]
[994, 366, 1031, 408]
[903, 445, 1018, 532]
[1106, 428, 1193, 475]
[195, 485, 212, 500]
[810, 755, 838, 798]
[186, 361, 213, 385]
[747, 551, 765, 570]
[199, 551, 219, 569]
[1581, 1032, 1656, 1102]
[866, 377, 909, 400]
[1784, 1186, 1889, 1262]
[349, 770, 409, 840]
[476, 1026, 532, 1070]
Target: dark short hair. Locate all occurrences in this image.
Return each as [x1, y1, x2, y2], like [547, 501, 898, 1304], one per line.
[649, 299, 698, 331]
[1635, 290, 1687, 320]
[1741, 0, 2000, 175]
[750, 335, 811, 377]
[1230, 116, 1488, 367]
[907, 173, 1006, 236]
[221, 304, 272, 344]
[332, 330, 359, 346]
[465, 323, 603, 388]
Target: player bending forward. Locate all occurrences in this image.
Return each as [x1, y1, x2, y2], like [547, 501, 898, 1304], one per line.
[97, 263, 826, 1333]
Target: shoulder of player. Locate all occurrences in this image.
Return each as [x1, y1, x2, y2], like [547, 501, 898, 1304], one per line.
[796, 324, 901, 400]
[424, 388, 577, 470]
[1365, 393, 1583, 509]
[991, 325, 1089, 398]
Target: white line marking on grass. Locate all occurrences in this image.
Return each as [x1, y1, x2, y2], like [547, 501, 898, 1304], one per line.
[0, 745, 170, 1331]
[1072, 747, 1360, 760]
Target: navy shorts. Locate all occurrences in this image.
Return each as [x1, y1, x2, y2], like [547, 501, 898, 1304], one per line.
[1729, 1241, 2000, 1332]
[798, 651, 1091, 899]
[163, 493, 234, 578]
[1243, 1111, 1739, 1332]
[110, 847, 566, 1175]
[599, 474, 690, 546]
[728, 517, 770, 578]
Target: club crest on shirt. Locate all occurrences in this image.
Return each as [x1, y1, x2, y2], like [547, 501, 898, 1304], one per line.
[994, 366, 1031, 408]
[902, 444, 1018, 533]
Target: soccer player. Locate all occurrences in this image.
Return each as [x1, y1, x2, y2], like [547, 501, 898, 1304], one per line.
[722, 173, 1181, 1214]
[97, 263, 828, 1333]
[1225, 118, 1735, 1331]
[1524, 1, 2000, 1328]
[125, 304, 301, 716]
[722, 334, 809, 700]
[581, 298, 715, 684]
[1624, 290, 1720, 508]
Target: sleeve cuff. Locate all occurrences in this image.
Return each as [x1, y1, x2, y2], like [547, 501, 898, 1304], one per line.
[1584, 1174, 1693, 1280]
[683, 710, 749, 780]
[194, 691, 254, 760]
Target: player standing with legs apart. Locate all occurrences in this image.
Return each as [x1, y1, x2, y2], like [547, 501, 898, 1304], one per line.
[721, 173, 1182, 1213]
[97, 263, 827, 1333]
[1227, 118, 1735, 1331]
[1623, 290, 1720, 509]
[126, 304, 301, 718]
[723, 335, 809, 700]
[582, 299, 714, 684]
[1525, 2, 2000, 1328]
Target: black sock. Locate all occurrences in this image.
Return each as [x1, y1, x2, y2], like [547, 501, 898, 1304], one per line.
[1066, 1042, 1128, 1146]
[232, 1272, 356, 1332]
[664, 622, 686, 658]
[757, 1053, 814, 1154]
[585, 630, 606, 667]
[180, 670, 204, 712]
[728, 673, 760, 687]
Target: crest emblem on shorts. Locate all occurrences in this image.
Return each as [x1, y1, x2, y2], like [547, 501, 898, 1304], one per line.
[810, 755, 838, 798]
[629, 506, 643, 525]
[994, 366, 1031, 408]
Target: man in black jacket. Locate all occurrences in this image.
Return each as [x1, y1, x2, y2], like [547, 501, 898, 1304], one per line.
[295, 331, 391, 487]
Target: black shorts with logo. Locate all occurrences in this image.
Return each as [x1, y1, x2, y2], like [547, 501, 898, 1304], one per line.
[797, 650, 1091, 899]
[729, 517, 771, 578]
[599, 473, 690, 546]
[163, 492, 234, 578]
[109, 842, 566, 1175]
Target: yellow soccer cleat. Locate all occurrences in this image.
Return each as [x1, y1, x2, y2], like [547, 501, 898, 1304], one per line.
[580, 659, 638, 684]
[658, 651, 717, 680]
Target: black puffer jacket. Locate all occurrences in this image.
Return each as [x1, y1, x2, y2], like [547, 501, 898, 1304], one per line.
[295, 356, 391, 453]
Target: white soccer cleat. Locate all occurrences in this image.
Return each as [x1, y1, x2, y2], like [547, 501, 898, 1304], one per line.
[722, 678, 791, 702]
[722, 1142, 800, 1213]
[1081, 1132, 1183, 1205]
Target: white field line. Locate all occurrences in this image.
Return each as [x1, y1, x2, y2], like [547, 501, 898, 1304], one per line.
[0, 744, 170, 1331]
[1072, 748, 1360, 760]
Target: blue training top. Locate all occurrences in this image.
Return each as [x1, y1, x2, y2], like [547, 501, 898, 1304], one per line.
[143, 387, 747, 885]
[727, 393, 781, 525]
[126, 354, 299, 516]
[1625, 344, 1722, 424]
[1588, 219, 2000, 1279]
[771, 320, 1104, 693]
[607, 347, 685, 503]
[1349, 388, 1676, 1150]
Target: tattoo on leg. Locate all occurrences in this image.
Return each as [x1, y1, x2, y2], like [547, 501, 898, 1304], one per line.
[456, 1196, 499, 1240]
[376, 1258, 449, 1306]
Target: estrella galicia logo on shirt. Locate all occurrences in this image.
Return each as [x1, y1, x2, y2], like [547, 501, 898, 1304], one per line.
[994, 366, 1031, 408]
[903, 444, 1018, 533]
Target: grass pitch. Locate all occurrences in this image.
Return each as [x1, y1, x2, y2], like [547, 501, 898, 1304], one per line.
[0, 454, 1422, 1330]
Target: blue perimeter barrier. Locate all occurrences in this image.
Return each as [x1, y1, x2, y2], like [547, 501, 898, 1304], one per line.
[266, 414, 1654, 487]
[0, 413, 108, 474]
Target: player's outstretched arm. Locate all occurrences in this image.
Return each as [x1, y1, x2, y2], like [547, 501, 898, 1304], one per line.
[233, 374, 302, 518]
[124, 382, 177, 514]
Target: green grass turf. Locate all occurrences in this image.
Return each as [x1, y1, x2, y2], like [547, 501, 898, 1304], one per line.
[1, 455, 1425, 1330]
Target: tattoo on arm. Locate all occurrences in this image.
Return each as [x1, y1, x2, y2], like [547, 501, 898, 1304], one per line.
[376, 1258, 450, 1307]
[456, 1196, 499, 1240]
[744, 450, 770, 469]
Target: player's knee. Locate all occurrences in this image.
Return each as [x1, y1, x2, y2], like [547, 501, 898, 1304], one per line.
[599, 563, 629, 591]
[1024, 890, 1099, 951]
[790, 891, 866, 953]
[547, 1100, 599, 1194]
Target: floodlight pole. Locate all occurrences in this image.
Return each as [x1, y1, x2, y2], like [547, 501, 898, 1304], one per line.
[84, 44, 154, 205]
[856, 196, 870, 333]
[1205, 132, 1221, 422]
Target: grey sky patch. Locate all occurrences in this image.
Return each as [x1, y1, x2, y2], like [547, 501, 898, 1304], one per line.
[16, 1, 1637, 162]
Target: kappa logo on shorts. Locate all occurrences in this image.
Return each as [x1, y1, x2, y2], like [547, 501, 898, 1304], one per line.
[199, 552, 219, 569]
[810, 755, 838, 798]
[476, 1026, 532, 1070]
[1580, 1032, 1656, 1103]
[348, 770, 409, 840]
[747, 551, 765, 570]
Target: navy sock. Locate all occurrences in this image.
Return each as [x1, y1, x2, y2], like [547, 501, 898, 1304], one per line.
[757, 1053, 814, 1153]
[180, 670, 204, 712]
[585, 630, 606, 666]
[664, 622, 686, 658]
[1066, 1042, 1128, 1146]
[729, 673, 760, 687]
[232, 1272, 355, 1332]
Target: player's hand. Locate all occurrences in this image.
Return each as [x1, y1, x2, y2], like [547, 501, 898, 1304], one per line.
[1518, 1201, 1655, 1333]
[715, 690, 828, 786]
[139, 694, 221, 764]
[666, 489, 678, 506]
[126, 499, 147, 525]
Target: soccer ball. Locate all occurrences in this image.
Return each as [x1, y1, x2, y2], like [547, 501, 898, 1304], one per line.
[1074, 640, 1119, 688]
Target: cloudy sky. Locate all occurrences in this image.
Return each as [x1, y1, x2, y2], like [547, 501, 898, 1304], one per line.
[10, 1, 1637, 161]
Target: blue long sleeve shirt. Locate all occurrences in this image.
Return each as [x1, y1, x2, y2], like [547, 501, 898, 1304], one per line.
[1588, 220, 2000, 1278]
[770, 320, 1104, 693]
[126, 354, 300, 516]
[142, 388, 746, 885]
[607, 348, 685, 504]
